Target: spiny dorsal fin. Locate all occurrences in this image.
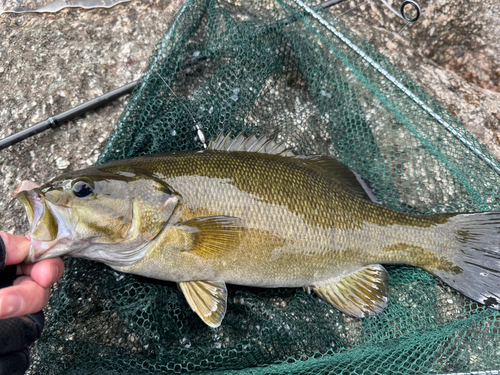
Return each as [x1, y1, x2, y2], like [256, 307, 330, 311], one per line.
[208, 132, 294, 156]
[177, 216, 245, 257]
[304, 264, 389, 318]
[178, 280, 227, 328]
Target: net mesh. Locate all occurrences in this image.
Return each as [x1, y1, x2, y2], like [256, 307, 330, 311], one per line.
[30, 0, 500, 373]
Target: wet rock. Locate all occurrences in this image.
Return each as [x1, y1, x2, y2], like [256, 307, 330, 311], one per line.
[1, 0, 500, 233]
[335, 0, 500, 160]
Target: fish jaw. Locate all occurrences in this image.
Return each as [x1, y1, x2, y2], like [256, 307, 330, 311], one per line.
[15, 188, 74, 263]
[27, 236, 74, 263]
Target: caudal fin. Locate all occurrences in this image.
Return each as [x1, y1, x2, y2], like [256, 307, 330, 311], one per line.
[431, 212, 500, 310]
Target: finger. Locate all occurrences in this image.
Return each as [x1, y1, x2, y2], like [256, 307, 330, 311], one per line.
[0, 277, 51, 319]
[19, 258, 65, 288]
[0, 232, 31, 266]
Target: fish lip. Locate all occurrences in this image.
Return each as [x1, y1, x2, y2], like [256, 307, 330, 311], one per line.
[16, 189, 44, 233]
[28, 237, 72, 263]
[16, 190, 36, 228]
[16, 189, 71, 263]
[16, 189, 43, 263]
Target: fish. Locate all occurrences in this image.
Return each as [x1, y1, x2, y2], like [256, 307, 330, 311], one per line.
[14, 133, 500, 327]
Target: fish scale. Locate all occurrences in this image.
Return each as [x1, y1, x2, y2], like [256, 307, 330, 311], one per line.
[15, 134, 500, 326]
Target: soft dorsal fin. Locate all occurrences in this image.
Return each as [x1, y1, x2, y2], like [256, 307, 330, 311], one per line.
[301, 156, 379, 202]
[304, 264, 389, 318]
[209, 132, 294, 156]
[209, 133, 378, 202]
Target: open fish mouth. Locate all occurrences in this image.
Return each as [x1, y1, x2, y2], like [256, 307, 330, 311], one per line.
[14, 182, 69, 263]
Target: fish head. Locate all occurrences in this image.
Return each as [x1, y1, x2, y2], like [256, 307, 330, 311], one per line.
[16, 169, 179, 266]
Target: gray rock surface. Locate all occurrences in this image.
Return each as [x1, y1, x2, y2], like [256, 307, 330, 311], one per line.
[395, 0, 500, 160]
[415, 0, 500, 93]
[1, 1, 499, 241]
[334, 0, 500, 160]
[0, 0, 499, 372]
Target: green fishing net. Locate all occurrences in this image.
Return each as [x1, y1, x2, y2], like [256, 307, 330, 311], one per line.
[30, 0, 500, 373]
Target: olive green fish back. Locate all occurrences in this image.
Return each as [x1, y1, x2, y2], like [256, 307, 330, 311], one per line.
[31, 0, 500, 374]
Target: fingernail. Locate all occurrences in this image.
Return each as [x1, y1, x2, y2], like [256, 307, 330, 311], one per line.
[0, 294, 24, 318]
[52, 265, 60, 284]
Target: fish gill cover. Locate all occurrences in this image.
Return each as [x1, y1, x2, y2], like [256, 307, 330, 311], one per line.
[29, 0, 500, 373]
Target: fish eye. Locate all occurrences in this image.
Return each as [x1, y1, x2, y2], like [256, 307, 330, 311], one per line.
[72, 180, 94, 198]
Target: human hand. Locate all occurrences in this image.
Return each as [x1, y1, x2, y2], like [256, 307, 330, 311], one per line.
[0, 232, 64, 375]
[0, 232, 64, 319]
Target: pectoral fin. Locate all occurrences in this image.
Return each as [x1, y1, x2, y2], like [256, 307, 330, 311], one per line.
[304, 264, 389, 318]
[178, 216, 244, 257]
[178, 280, 227, 328]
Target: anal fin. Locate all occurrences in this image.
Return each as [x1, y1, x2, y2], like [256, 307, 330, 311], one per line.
[305, 264, 389, 318]
[178, 280, 227, 328]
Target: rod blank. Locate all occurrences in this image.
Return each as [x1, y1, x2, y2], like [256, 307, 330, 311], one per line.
[0, 80, 139, 151]
[0, 0, 346, 152]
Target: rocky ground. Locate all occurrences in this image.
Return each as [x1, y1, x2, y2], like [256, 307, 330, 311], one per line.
[1, 0, 500, 233]
[331, 0, 500, 162]
[1, 0, 499, 373]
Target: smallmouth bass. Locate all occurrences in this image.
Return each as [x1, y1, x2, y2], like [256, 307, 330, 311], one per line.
[14, 133, 500, 327]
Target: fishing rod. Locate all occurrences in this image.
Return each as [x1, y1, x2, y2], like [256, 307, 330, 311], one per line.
[0, 0, 354, 151]
[0, 80, 140, 150]
[0, 0, 419, 151]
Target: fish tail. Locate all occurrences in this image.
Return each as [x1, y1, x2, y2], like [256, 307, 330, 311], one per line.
[429, 212, 500, 309]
